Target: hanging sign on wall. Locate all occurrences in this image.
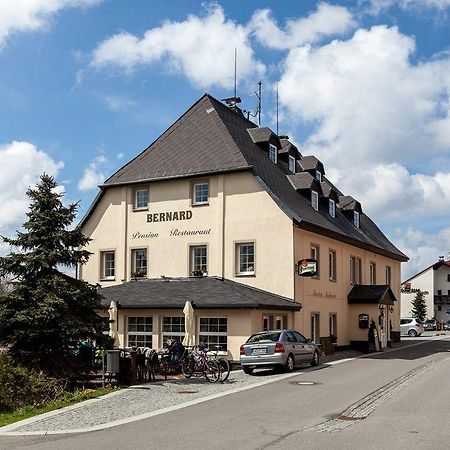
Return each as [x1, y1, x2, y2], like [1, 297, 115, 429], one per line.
[297, 259, 317, 277]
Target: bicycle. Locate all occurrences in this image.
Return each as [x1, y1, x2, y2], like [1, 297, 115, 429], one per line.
[208, 345, 231, 382]
[183, 345, 221, 383]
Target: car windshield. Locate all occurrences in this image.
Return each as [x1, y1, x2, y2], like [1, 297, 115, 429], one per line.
[247, 332, 281, 343]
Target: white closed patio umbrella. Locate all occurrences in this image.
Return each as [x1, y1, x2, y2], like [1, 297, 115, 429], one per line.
[109, 300, 118, 345]
[182, 301, 195, 347]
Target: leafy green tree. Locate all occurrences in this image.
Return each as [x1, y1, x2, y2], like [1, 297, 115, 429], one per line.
[411, 290, 427, 322]
[0, 174, 108, 377]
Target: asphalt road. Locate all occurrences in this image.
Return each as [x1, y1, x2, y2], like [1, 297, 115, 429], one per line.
[2, 335, 450, 450]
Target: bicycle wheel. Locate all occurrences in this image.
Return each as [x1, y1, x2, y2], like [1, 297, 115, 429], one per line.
[182, 355, 194, 378]
[204, 359, 220, 383]
[218, 358, 231, 382]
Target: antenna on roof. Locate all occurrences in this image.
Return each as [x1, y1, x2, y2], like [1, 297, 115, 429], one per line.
[276, 83, 279, 135]
[244, 81, 262, 126]
[234, 47, 237, 99]
[221, 48, 242, 112]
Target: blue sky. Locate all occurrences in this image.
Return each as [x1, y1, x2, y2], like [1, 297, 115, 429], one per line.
[1, 0, 450, 278]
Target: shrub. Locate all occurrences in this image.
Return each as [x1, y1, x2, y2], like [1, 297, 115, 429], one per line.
[0, 353, 64, 412]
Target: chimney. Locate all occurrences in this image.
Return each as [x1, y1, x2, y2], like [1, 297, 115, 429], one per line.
[439, 255, 444, 261]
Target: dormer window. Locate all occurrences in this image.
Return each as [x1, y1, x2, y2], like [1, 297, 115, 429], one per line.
[311, 190, 319, 211]
[315, 170, 322, 182]
[288, 155, 296, 173]
[269, 144, 277, 164]
[329, 199, 335, 218]
[353, 211, 360, 228]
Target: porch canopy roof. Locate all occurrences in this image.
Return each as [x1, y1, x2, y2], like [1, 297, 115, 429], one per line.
[347, 285, 397, 305]
[100, 277, 301, 311]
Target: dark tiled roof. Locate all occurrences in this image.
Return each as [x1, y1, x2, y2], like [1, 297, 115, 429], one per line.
[339, 196, 362, 212]
[299, 155, 324, 174]
[104, 96, 251, 186]
[100, 277, 300, 310]
[287, 172, 319, 191]
[81, 93, 407, 262]
[348, 285, 397, 305]
[279, 139, 300, 157]
[320, 182, 339, 200]
[247, 127, 280, 146]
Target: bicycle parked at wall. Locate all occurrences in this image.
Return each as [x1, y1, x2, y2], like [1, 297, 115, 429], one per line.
[207, 345, 231, 382]
[182, 344, 221, 383]
[159, 339, 190, 381]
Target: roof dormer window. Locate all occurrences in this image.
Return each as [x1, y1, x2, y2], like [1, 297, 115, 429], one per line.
[288, 155, 296, 173]
[315, 170, 322, 182]
[353, 211, 360, 228]
[311, 190, 319, 211]
[329, 199, 335, 218]
[269, 144, 277, 164]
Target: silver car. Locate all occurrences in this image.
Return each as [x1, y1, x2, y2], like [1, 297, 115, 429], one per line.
[400, 318, 424, 337]
[240, 329, 321, 375]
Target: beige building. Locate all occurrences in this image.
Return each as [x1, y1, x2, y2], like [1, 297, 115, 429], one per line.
[79, 94, 408, 361]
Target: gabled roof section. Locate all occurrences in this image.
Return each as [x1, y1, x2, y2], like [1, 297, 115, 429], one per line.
[287, 172, 320, 191]
[247, 127, 281, 147]
[339, 195, 362, 213]
[104, 94, 252, 186]
[99, 277, 300, 311]
[348, 285, 397, 305]
[299, 155, 324, 174]
[279, 138, 300, 157]
[402, 259, 450, 284]
[320, 182, 339, 201]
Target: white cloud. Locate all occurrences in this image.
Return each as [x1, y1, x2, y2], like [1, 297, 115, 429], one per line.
[0, 141, 64, 253]
[249, 3, 355, 50]
[366, 0, 450, 14]
[394, 226, 450, 280]
[0, 0, 102, 50]
[78, 155, 106, 191]
[91, 4, 265, 89]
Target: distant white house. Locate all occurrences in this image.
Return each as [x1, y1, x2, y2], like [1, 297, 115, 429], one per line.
[401, 258, 450, 322]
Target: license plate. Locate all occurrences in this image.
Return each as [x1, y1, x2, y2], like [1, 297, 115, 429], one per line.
[252, 348, 267, 355]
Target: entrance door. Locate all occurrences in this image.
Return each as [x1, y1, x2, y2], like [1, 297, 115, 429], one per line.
[311, 313, 320, 344]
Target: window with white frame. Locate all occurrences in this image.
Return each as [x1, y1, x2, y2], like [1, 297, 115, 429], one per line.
[329, 199, 335, 218]
[161, 316, 185, 347]
[198, 318, 227, 350]
[192, 182, 209, 205]
[269, 144, 277, 163]
[134, 189, 148, 210]
[315, 170, 322, 182]
[329, 314, 337, 338]
[329, 249, 336, 282]
[350, 256, 362, 284]
[101, 251, 115, 280]
[385, 266, 392, 286]
[288, 155, 296, 173]
[311, 244, 320, 278]
[127, 316, 152, 348]
[236, 242, 255, 275]
[190, 245, 207, 275]
[370, 262, 376, 285]
[353, 211, 360, 228]
[311, 190, 319, 211]
[131, 248, 147, 278]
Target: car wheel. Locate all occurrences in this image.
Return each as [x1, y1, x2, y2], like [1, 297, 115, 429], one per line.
[285, 354, 295, 372]
[408, 329, 417, 337]
[242, 366, 254, 375]
[311, 350, 320, 367]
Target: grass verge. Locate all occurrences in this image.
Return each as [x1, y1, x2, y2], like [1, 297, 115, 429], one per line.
[0, 386, 118, 428]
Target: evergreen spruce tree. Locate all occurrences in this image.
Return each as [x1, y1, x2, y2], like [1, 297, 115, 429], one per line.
[411, 290, 427, 322]
[0, 174, 108, 377]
